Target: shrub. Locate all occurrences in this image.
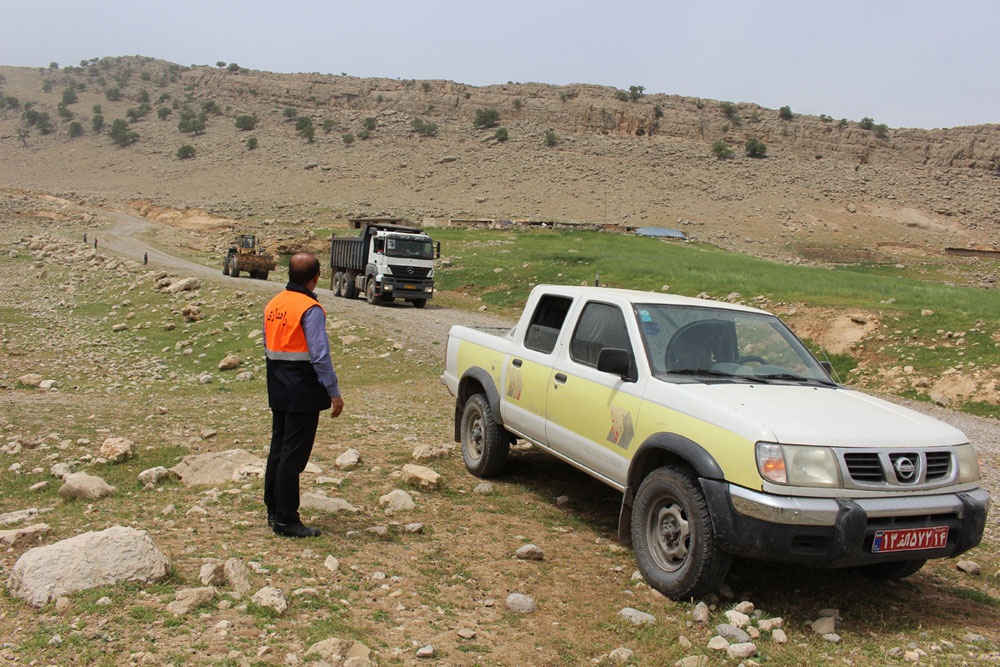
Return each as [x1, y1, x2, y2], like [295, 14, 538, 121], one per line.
[711, 140, 733, 159]
[283, 107, 297, 121]
[615, 89, 629, 102]
[559, 92, 567, 102]
[108, 118, 138, 146]
[235, 114, 257, 130]
[628, 85, 645, 101]
[227, 63, 240, 72]
[92, 113, 104, 132]
[494, 127, 508, 142]
[838, 118, 849, 129]
[157, 93, 170, 104]
[105, 87, 121, 102]
[473, 108, 500, 128]
[322, 119, 337, 133]
[92, 104, 102, 114]
[513, 98, 522, 110]
[61, 88, 78, 105]
[141, 71, 151, 81]
[745, 138, 767, 158]
[361, 116, 376, 131]
[819, 114, 832, 122]
[778, 105, 792, 120]
[246, 137, 258, 150]
[49, 62, 59, 69]
[720, 102, 740, 122]
[176, 144, 195, 159]
[216, 61, 226, 68]
[411, 117, 437, 136]
[421, 82, 431, 92]
[342, 133, 354, 144]
[357, 129, 370, 140]
[874, 123, 889, 139]
[201, 99, 221, 115]
[654, 104, 663, 118]
[57, 105, 73, 120]
[1, 95, 20, 110]
[136, 89, 150, 104]
[157, 107, 171, 119]
[125, 108, 141, 122]
[295, 116, 314, 142]
[544, 128, 558, 146]
[859, 117, 875, 130]
[67, 121, 83, 138]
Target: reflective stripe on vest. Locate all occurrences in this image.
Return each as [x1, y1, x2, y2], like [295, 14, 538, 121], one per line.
[263, 290, 325, 361]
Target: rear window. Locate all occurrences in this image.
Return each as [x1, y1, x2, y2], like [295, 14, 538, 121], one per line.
[524, 295, 572, 354]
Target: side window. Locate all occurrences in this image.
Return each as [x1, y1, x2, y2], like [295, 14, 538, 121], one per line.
[524, 295, 572, 354]
[570, 302, 631, 367]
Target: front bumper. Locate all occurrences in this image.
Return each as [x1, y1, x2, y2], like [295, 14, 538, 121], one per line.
[703, 480, 990, 567]
[380, 277, 434, 299]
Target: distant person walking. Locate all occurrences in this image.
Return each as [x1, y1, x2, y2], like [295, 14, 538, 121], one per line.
[83, 233, 87, 244]
[263, 252, 344, 538]
[94, 238, 98, 249]
[143, 252, 148, 266]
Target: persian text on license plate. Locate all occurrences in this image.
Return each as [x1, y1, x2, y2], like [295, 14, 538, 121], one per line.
[872, 526, 948, 553]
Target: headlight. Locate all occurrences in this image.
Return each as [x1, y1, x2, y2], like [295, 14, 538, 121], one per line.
[384, 283, 393, 291]
[756, 442, 840, 487]
[955, 444, 981, 483]
[428, 268, 434, 278]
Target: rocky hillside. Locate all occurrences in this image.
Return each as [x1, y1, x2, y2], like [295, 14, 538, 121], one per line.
[1, 55, 999, 262]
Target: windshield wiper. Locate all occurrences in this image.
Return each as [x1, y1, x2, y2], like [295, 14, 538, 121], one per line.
[754, 372, 836, 386]
[666, 368, 756, 382]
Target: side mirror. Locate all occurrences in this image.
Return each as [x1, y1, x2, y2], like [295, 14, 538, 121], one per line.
[436, 241, 441, 259]
[597, 347, 636, 382]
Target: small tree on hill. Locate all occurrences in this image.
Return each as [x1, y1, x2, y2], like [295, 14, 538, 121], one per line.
[157, 107, 171, 120]
[296, 116, 314, 142]
[711, 140, 733, 159]
[67, 121, 83, 138]
[411, 117, 437, 137]
[720, 102, 741, 124]
[859, 117, 875, 130]
[216, 61, 227, 68]
[322, 119, 337, 133]
[745, 138, 767, 158]
[362, 116, 376, 132]
[92, 113, 104, 132]
[473, 108, 500, 129]
[874, 123, 889, 139]
[342, 133, 354, 144]
[176, 144, 195, 159]
[628, 85, 645, 101]
[283, 107, 297, 121]
[235, 114, 257, 131]
[61, 88, 78, 105]
[227, 63, 240, 72]
[494, 127, 508, 142]
[108, 118, 138, 146]
[544, 128, 558, 146]
[778, 105, 792, 120]
[246, 137, 258, 150]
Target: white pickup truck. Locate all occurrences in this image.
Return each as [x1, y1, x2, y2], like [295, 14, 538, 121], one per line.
[441, 285, 989, 599]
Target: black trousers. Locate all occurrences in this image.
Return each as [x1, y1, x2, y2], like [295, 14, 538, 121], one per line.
[264, 410, 319, 525]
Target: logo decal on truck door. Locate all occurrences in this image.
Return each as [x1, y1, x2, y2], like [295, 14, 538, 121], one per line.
[607, 407, 634, 449]
[506, 367, 523, 400]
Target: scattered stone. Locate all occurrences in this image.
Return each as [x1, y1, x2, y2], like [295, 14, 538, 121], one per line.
[181, 305, 204, 322]
[957, 560, 981, 575]
[692, 601, 710, 623]
[224, 559, 252, 595]
[18, 374, 44, 387]
[515, 543, 545, 561]
[112, 323, 128, 332]
[58, 472, 115, 500]
[335, 448, 360, 470]
[218, 354, 242, 370]
[674, 657, 708, 667]
[823, 633, 842, 644]
[138, 466, 173, 486]
[412, 444, 447, 461]
[29, 481, 49, 492]
[457, 629, 476, 639]
[324, 555, 339, 572]
[200, 428, 217, 440]
[167, 587, 216, 616]
[555, 495, 569, 506]
[846, 203, 857, 213]
[165, 277, 200, 294]
[921, 309, 935, 317]
[416, 645, 434, 658]
[727, 642, 757, 659]
[716, 623, 750, 643]
[99, 436, 134, 463]
[170, 449, 265, 486]
[609, 647, 633, 664]
[618, 607, 655, 626]
[301, 493, 359, 514]
[506, 593, 536, 614]
[0, 523, 50, 548]
[724, 609, 751, 628]
[305, 638, 371, 666]
[400, 463, 440, 489]
[50, 463, 73, 479]
[200, 562, 225, 586]
[379, 489, 414, 512]
[404, 522, 424, 533]
[235, 371, 254, 381]
[733, 601, 754, 614]
[772, 629, 788, 644]
[758, 617, 783, 631]
[904, 650, 920, 662]
[54, 596, 71, 614]
[0, 508, 51, 527]
[812, 616, 836, 635]
[96, 596, 112, 605]
[9, 526, 169, 606]
[252, 586, 288, 614]
[473, 482, 494, 495]
[707, 636, 730, 651]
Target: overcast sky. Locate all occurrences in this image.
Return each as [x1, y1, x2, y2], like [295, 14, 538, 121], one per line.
[2, 0, 996, 130]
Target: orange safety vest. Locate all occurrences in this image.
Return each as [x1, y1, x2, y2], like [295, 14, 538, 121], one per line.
[264, 290, 326, 361]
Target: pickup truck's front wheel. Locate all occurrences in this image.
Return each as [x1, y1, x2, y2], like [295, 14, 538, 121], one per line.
[632, 466, 730, 599]
[855, 559, 926, 581]
[460, 394, 509, 477]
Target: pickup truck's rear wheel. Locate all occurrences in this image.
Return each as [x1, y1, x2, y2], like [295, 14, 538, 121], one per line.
[632, 466, 730, 599]
[460, 393, 509, 477]
[855, 559, 926, 581]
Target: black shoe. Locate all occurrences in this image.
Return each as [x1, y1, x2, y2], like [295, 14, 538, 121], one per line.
[273, 522, 320, 538]
[267, 513, 275, 528]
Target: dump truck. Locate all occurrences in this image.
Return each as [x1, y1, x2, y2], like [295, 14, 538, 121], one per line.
[329, 219, 439, 307]
[222, 235, 277, 279]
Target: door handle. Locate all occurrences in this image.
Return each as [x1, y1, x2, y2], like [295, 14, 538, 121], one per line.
[512, 359, 523, 368]
[554, 373, 567, 384]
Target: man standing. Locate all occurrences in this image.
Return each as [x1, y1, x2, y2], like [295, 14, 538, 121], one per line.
[263, 252, 344, 538]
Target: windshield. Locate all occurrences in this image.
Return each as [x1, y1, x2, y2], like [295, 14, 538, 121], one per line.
[634, 303, 832, 383]
[385, 236, 433, 259]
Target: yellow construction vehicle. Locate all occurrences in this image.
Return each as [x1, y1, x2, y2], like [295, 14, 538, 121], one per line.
[222, 234, 277, 279]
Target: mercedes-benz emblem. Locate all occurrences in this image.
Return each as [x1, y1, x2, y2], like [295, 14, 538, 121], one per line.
[893, 456, 917, 481]
[407, 267, 414, 275]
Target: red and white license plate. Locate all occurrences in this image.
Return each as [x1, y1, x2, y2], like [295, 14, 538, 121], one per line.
[872, 526, 948, 553]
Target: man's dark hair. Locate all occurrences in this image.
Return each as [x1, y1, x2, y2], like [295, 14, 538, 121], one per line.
[289, 252, 320, 285]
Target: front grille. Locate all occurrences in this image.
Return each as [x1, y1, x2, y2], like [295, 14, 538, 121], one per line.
[925, 451, 952, 480]
[844, 453, 884, 482]
[389, 264, 430, 280]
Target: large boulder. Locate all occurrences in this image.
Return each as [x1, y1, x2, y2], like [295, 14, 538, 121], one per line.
[165, 277, 200, 294]
[99, 437, 135, 463]
[8, 526, 169, 606]
[58, 472, 115, 500]
[170, 449, 265, 486]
